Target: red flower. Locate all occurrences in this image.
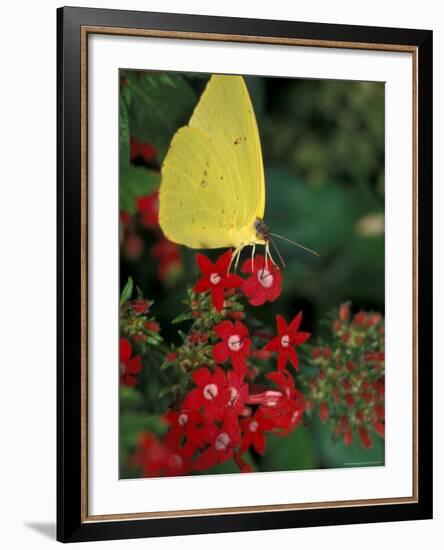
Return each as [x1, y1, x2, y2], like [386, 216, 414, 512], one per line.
[239, 410, 271, 455]
[194, 251, 243, 311]
[319, 401, 330, 422]
[152, 236, 182, 280]
[137, 191, 159, 228]
[132, 432, 193, 478]
[130, 136, 157, 163]
[192, 410, 241, 471]
[359, 427, 373, 449]
[130, 298, 150, 315]
[264, 370, 305, 435]
[241, 255, 283, 306]
[164, 409, 205, 449]
[120, 338, 142, 386]
[226, 370, 249, 414]
[212, 320, 251, 375]
[182, 367, 228, 421]
[264, 313, 310, 371]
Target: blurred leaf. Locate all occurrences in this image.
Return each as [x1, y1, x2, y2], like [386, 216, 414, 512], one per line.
[119, 385, 144, 410]
[120, 276, 133, 305]
[260, 426, 317, 471]
[128, 73, 198, 161]
[120, 166, 160, 214]
[119, 82, 131, 169]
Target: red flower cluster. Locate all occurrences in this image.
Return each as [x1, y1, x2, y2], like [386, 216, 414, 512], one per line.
[306, 303, 385, 450]
[194, 253, 283, 311]
[130, 251, 311, 477]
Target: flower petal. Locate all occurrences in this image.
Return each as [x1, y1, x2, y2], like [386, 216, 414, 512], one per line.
[194, 277, 211, 293]
[127, 355, 143, 374]
[289, 311, 303, 334]
[287, 347, 300, 371]
[293, 331, 311, 345]
[195, 253, 214, 275]
[276, 315, 288, 336]
[212, 341, 230, 363]
[215, 250, 233, 276]
[192, 447, 218, 471]
[224, 274, 244, 288]
[264, 336, 280, 352]
[120, 338, 132, 362]
[234, 321, 248, 339]
[277, 349, 288, 371]
[214, 320, 234, 340]
[253, 432, 266, 455]
[231, 352, 247, 375]
[211, 285, 225, 311]
[248, 287, 268, 306]
[192, 368, 212, 387]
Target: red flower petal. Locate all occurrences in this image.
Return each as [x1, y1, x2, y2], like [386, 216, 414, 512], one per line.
[293, 331, 311, 345]
[234, 321, 248, 339]
[264, 336, 281, 352]
[212, 341, 230, 363]
[182, 388, 201, 410]
[253, 432, 266, 455]
[287, 347, 299, 371]
[277, 349, 288, 371]
[211, 285, 225, 311]
[248, 287, 268, 306]
[231, 352, 247, 375]
[193, 447, 218, 471]
[120, 338, 132, 362]
[192, 368, 212, 387]
[224, 274, 244, 288]
[194, 277, 211, 293]
[276, 315, 288, 336]
[215, 250, 233, 276]
[125, 374, 137, 386]
[215, 320, 234, 340]
[289, 312, 303, 334]
[195, 253, 214, 276]
[127, 355, 143, 374]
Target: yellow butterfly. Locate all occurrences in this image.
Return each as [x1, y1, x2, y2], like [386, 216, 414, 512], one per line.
[159, 74, 316, 270]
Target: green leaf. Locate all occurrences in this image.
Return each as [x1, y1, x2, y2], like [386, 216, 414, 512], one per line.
[260, 426, 317, 471]
[128, 73, 199, 161]
[172, 311, 193, 324]
[119, 82, 131, 170]
[120, 277, 133, 305]
[120, 166, 160, 214]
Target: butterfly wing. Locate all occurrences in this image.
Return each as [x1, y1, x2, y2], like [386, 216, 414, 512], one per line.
[159, 74, 265, 249]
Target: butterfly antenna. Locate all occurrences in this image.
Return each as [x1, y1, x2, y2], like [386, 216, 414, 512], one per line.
[270, 232, 320, 257]
[269, 236, 287, 268]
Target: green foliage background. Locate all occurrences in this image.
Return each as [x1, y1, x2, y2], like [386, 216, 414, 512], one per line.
[119, 70, 385, 477]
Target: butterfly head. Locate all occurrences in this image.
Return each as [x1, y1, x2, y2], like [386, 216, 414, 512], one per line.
[254, 218, 270, 243]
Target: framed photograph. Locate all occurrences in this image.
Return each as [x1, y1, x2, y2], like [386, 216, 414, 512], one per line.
[57, 6, 433, 543]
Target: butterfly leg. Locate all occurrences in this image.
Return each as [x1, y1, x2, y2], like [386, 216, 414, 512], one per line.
[251, 244, 256, 271]
[228, 247, 240, 273]
[234, 246, 242, 273]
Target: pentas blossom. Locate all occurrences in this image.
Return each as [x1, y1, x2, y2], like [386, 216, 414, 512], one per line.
[264, 313, 311, 371]
[241, 255, 282, 306]
[128, 250, 314, 478]
[212, 320, 251, 375]
[192, 410, 241, 471]
[182, 367, 228, 421]
[194, 251, 243, 311]
[137, 191, 159, 228]
[119, 338, 142, 386]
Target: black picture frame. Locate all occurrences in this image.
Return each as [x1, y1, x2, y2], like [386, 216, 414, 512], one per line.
[57, 5, 433, 543]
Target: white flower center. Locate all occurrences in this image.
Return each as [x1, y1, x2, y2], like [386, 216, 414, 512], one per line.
[228, 334, 243, 352]
[249, 420, 259, 433]
[281, 334, 291, 348]
[215, 432, 231, 451]
[229, 387, 238, 404]
[178, 413, 188, 426]
[203, 383, 218, 400]
[258, 268, 274, 288]
[169, 454, 183, 469]
[210, 273, 221, 285]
